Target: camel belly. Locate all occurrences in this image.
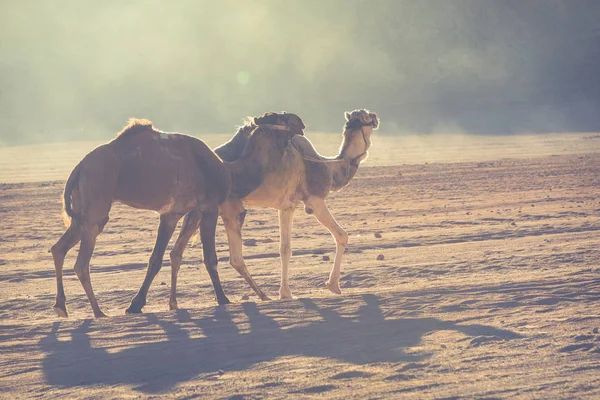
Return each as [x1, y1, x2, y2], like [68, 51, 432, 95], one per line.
[114, 160, 202, 213]
[244, 182, 302, 209]
[116, 187, 199, 214]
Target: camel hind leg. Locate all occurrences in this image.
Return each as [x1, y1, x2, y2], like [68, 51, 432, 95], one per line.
[75, 222, 107, 318]
[168, 211, 201, 310]
[126, 213, 181, 314]
[50, 222, 82, 317]
[169, 209, 230, 309]
[305, 196, 348, 295]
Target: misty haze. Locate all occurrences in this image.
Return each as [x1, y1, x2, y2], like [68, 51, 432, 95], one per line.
[2, 0, 600, 145]
[2, 2, 600, 399]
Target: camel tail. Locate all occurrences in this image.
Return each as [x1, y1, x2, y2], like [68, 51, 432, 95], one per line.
[192, 139, 232, 205]
[62, 162, 81, 228]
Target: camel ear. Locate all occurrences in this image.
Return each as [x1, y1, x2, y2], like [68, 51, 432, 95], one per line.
[345, 111, 352, 121]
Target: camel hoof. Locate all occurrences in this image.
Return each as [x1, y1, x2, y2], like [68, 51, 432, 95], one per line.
[95, 311, 108, 318]
[125, 306, 143, 314]
[169, 302, 179, 311]
[217, 296, 231, 306]
[279, 292, 295, 300]
[53, 305, 68, 318]
[260, 295, 273, 301]
[279, 288, 293, 300]
[326, 281, 342, 295]
[126, 296, 146, 314]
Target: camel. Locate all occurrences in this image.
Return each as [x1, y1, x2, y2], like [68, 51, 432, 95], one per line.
[51, 114, 304, 317]
[166, 112, 306, 310]
[168, 109, 378, 308]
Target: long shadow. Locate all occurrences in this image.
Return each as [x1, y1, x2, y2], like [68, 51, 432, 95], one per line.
[0, 263, 148, 282]
[40, 294, 522, 393]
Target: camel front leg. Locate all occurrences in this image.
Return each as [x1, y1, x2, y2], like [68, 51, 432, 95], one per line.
[168, 211, 201, 310]
[305, 197, 348, 295]
[126, 213, 180, 314]
[278, 207, 295, 299]
[199, 208, 230, 305]
[220, 200, 271, 301]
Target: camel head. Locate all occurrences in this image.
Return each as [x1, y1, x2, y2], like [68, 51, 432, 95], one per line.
[252, 111, 306, 136]
[340, 109, 380, 165]
[344, 109, 379, 131]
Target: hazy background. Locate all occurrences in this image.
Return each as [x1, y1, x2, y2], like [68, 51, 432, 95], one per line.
[1, 0, 600, 145]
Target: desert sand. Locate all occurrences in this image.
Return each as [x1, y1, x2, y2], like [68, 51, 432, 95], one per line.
[1, 132, 599, 399]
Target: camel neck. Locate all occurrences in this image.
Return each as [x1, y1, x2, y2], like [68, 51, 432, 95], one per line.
[338, 127, 369, 162]
[330, 160, 360, 191]
[330, 127, 368, 191]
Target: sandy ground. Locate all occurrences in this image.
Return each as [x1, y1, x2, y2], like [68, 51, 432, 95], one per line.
[1, 132, 600, 399]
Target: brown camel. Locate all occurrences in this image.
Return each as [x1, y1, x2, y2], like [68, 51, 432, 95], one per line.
[168, 109, 378, 308]
[51, 115, 303, 317]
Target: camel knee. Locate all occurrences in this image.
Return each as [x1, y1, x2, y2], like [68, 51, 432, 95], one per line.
[202, 247, 218, 270]
[170, 250, 182, 271]
[338, 230, 349, 247]
[204, 258, 218, 273]
[51, 239, 72, 262]
[74, 265, 90, 284]
[50, 245, 64, 264]
[149, 252, 163, 267]
[229, 257, 246, 273]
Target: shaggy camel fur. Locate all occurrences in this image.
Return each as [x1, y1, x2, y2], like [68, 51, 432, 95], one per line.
[168, 109, 378, 307]
[51, 115, 303, 317]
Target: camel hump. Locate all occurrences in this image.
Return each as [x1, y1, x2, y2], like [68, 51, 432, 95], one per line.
[115, 118, 154, 138]
[290, 135, 326, 160]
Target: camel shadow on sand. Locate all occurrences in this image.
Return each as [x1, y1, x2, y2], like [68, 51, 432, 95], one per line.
[40, 294, 522, 393]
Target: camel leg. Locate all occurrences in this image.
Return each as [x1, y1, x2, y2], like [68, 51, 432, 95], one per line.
[199, 209, 230, 305]
[278, 207, 295, 300]
[305, 197, 349, 295]
[126, 213, 180, 314]
[168, 212, 201, 310]
[220, 201, 271, 301]
[74, 224, 106, 318]
[50, 222, 82, 318]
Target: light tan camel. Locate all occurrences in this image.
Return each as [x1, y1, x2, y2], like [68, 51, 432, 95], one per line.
[168, 109, 378, 307]
[166, 112, 306, 309]
[51, 115, 304, 317]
